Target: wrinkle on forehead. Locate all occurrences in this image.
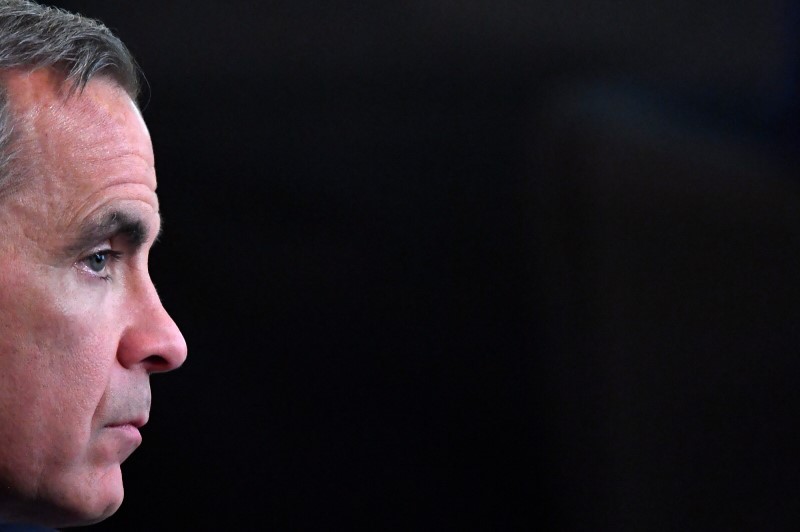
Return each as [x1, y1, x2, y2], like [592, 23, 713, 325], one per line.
[5, 69, 155, 188]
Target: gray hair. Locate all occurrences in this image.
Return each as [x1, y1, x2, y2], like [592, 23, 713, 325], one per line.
[0, 0, 140, 194]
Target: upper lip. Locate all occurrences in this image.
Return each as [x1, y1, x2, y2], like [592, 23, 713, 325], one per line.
[107, 414, 148, 429]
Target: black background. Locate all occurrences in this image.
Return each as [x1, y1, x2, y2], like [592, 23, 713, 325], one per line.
[41, 1, 800, 530]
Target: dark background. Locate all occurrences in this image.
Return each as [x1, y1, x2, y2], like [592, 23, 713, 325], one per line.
[46, 1, 800, 530]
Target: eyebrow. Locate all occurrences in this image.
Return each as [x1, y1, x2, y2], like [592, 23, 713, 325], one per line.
[64, 209, 161, 257]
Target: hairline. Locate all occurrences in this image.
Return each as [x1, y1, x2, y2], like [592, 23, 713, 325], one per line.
[0, 0, 141, 198]
[0, 69, 137, 200]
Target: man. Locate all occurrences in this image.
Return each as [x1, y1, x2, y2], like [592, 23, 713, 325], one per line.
[0, 1, 187, 528]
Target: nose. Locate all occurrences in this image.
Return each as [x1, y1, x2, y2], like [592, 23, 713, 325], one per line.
[117, 275, 188, 374]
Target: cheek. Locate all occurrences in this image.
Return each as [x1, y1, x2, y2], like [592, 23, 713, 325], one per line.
[38, 303, 120, 420]
[0, 269, 120, 433]
[0, 272, 122, 504]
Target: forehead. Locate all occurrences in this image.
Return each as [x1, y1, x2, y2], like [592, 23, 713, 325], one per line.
[4, 68, 154, 182]
[1, 69, 159, 224]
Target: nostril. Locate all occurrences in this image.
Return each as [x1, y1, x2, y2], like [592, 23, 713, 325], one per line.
[143, 354, 172, 373]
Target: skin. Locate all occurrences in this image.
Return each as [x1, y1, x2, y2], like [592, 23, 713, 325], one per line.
[0, 70, 187, 527]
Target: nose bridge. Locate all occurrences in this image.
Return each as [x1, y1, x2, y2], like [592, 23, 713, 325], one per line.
[118, 269, 188, 373]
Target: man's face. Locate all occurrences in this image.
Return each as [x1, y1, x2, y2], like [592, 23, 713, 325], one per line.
[0, 70, 187, 526]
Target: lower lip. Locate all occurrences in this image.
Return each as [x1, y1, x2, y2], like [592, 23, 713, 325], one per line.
[106, 424, 142, 442]
[103, 424, 142, 461]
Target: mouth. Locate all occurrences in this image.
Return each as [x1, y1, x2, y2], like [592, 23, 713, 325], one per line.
[98, 404, 150, 460]
[106, 413, 149, 430]
[106, 423, 141, 439]
[104, 416, 146, 456]
[102, 421, 144, 461]
[104, 413, 148, 445]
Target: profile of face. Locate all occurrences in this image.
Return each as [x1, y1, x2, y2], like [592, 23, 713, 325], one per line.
[0, 70, 187, 526]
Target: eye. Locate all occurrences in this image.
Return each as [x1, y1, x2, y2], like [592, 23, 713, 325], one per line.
[78, 248, 123, 279]
[87, 251, 110, 273]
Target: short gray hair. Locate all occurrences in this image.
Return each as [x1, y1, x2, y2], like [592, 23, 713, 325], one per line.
[0, 0, 140, 194]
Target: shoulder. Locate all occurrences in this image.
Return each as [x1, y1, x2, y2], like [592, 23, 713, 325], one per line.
[0, 525, 56, 531]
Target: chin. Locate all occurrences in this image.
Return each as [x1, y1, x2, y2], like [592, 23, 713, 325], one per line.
[67, 468, 126, 527]
[67, 498, 124, 527]
[24, 466, 126, 528]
